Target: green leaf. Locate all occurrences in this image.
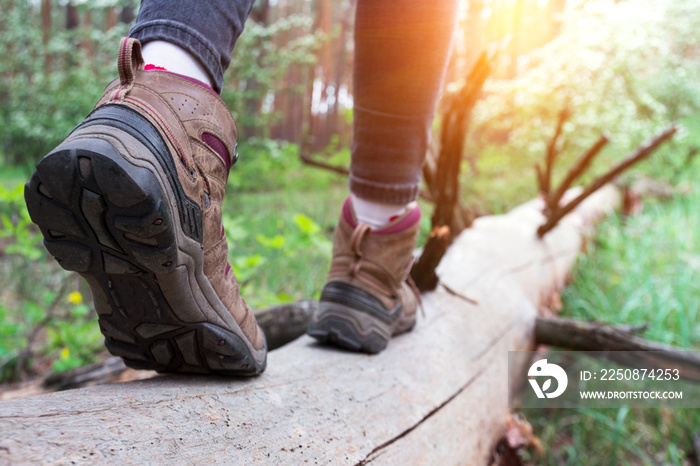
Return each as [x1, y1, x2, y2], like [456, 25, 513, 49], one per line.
[255, 234, 286, 250]
[293, 214, 320, 235]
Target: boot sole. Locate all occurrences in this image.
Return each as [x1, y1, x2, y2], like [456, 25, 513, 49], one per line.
[308, 303, 391, 354]
[309, 281, 415, 354]
[25, 105, 266, 376]
[308, 302, 416, 354]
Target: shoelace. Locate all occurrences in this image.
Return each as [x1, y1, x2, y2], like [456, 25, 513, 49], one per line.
[348, 224, 371, 278]
[351, 223, 424, 319]
[406, 273, 425, 319]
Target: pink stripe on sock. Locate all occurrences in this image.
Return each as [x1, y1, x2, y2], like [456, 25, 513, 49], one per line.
[342, 196, 420, 234]
[144, 64, 167, 71]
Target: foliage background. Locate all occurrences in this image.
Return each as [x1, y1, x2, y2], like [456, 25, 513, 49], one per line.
[1, 0, 700, 463]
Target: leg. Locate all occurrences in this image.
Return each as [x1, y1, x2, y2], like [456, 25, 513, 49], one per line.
[130, 0, 255, 93]
[350, 0, 458, 206]
[308, 0, 458, 353]
[24, 1, 267, 375]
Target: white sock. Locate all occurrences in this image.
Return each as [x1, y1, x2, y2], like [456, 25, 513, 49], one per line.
[141, 41, 213, 88]
[351, 195, 415, 230]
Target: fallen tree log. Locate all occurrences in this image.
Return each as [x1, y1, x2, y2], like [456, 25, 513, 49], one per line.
[0, 185, 620, 465]
[0, 302, 318, 401]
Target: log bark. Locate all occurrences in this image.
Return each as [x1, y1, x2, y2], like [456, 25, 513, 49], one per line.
[254, 300, 318, 351]
[0, 186, 620, 465]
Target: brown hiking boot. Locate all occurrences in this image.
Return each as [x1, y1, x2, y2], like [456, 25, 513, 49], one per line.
[24, 38, 266, 376]
[308, 198, 421, 353]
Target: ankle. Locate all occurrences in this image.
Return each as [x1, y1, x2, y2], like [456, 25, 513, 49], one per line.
[351, 194, 416, 230]
[141, 40, 213, 89]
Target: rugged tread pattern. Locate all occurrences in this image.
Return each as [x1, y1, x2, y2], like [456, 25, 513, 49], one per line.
[308, 315, 389, 354]
[25, 140, 263, 376]
[75, 104, 203, 243]
[320, 281, 401, 324]
[310, 282, 417, 354]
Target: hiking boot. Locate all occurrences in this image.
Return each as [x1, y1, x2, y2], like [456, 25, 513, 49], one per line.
[308, 198, 421, 353]
[24, 38, 266, 376]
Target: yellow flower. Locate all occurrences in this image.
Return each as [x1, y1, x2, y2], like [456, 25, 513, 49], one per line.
[66, 291, 83, 305]
[60, 348, 70, 360]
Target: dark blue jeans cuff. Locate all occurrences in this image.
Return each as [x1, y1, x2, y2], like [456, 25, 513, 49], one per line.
[349, 176, 421, 205]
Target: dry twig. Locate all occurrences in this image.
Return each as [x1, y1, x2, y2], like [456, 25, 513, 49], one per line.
[412, 52, 493, 291]
[537, 125, 677, 238]
[298, 152, 350, 176]
[536, 316, 700, 383]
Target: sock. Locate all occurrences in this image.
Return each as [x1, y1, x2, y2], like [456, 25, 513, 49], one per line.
[141, 40, 213, 89]
[351, 195, 415, 230]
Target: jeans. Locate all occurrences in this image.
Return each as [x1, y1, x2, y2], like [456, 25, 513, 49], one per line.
[130, 0, 457, 204]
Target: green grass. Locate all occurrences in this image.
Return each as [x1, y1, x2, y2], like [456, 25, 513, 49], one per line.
[222, 183, 348, 309]
[523, 406, 700, 464]
[0, 163, 31, 191]
[562, 191, 700, 347]
[0, 177, 105, 381]
[517, 187, 700, 465]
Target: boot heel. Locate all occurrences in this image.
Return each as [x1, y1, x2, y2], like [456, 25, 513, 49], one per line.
[308, 302, 392, 354]
[25, 137, 177, 276]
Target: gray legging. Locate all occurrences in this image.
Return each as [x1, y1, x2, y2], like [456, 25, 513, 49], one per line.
[130, 0, 457, 204]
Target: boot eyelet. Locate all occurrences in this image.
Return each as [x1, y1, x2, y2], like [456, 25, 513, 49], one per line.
[232, 143, 239, 166]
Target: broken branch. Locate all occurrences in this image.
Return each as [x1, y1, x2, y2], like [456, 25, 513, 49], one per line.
[299, 152, 350, 176]
[547, 133, 610, 211]
[410, 226, 451, 292]
[535, 316, 700, 383]
[542, 107, 569, 200]
[430, 51, 492, 233]
[537, 125, 678, 238]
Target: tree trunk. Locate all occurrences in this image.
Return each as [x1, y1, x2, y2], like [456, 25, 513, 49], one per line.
[105, 7, 117, 31]
[242, 0, 271, 139]
[65, 2, 79, 30]
[82, 8, 93, 58]
[326, 0, 352, 147]
[41, 0, 52, 73]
